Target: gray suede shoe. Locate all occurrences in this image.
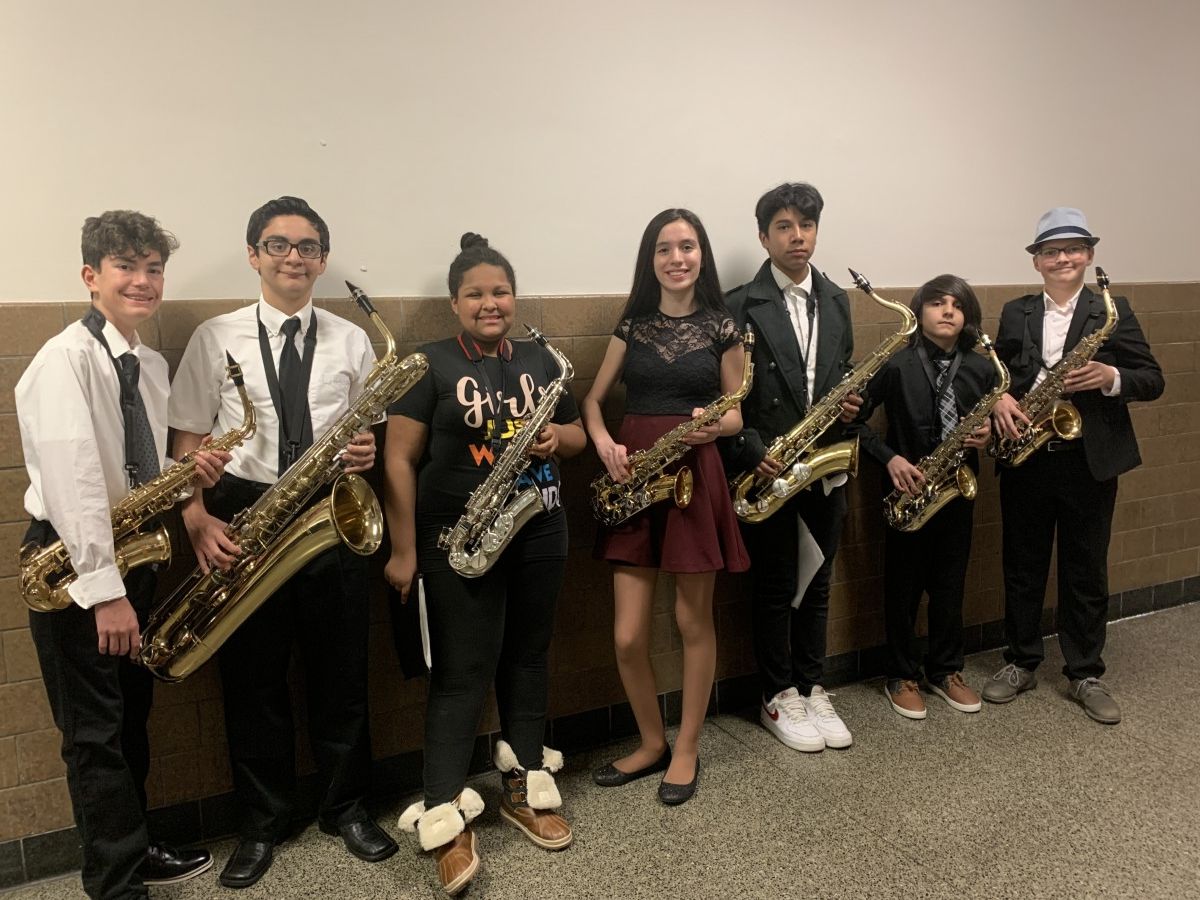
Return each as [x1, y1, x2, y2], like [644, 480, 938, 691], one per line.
[1070, 677, 1122, 724]
[981, 663, 1037, 703]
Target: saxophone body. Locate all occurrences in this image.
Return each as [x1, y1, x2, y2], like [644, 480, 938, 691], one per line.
[139, 283, 428, 681]
[989, 267, 1118, 467]
[20, 355, 257, 613]
[883, 334, 1010, 532]
[591, 328, 755, 527]
[731, 269, 917, 524]
[439, 326, 573, 577]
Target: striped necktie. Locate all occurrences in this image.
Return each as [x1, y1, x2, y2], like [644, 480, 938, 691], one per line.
[934, 358, 958, 440]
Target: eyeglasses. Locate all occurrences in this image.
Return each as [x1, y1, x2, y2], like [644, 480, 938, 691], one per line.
[1034, 244, 1090, 261]
[257, 238, 325, 259]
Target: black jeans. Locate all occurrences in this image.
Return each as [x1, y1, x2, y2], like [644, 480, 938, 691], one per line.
[208, 475, 373, 842]
[418, 523, 565, 807]
[883, 494, 973, 682]
[28, 517, 156, 900]
[741, 484, 847, 700]
[1000, 446, 1118, 680]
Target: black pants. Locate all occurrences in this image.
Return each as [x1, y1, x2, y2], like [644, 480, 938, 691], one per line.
[208, 475, 373, 842]
[418, 523, 565, 807]
[883, 494, 973, 682]
[1000, 446, 1118, 680]
[27, 520, 156, 900]
[741, 484, 847, 700]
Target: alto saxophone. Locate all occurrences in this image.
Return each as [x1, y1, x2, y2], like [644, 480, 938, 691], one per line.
[439, 326, 573, 577]
[591, 328, 755, 527]
[883, 333, 1010, 532]
[20, 354, 257, 612]
[731, 269, 917, 523]
[989, 267, 1118, 467]
[139, 283, 429, 682]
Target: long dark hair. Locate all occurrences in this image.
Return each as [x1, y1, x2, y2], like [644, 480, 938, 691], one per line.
[619, 208, 725, 321]
[447, 232, 516, 297]
[909, 274, 983, 350]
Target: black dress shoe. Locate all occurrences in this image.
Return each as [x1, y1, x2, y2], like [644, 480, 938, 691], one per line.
[658, 757, 699, 806]
[592, 747, 672, 787]
[319, 817, 399, 863]
[138, 843, 213, 885]
[219, 839, 274, 889]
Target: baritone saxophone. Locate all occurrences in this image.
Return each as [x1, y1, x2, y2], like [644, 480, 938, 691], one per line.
[20, 354, 256, 612]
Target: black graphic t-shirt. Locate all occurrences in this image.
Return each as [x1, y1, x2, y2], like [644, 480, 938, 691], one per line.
[388, 334, 580, 531]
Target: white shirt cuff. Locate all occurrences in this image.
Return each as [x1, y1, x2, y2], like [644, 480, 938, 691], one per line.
[1102, 367, 1122, 397]
[68, 566, 128, 609]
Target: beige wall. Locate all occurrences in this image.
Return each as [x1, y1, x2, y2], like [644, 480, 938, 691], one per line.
[2, 281, 1197, 845]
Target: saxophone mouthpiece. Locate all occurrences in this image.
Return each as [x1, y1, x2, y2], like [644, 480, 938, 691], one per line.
[848, 268, 872, 294]
[525, 324, 548, 346]
[346, 280, 377, 315]
[225, 351, 245, 386]
[1095, 267, 1110, 291]
[977, 332, 993, 351]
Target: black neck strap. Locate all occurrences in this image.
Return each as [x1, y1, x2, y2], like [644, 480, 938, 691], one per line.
[257, 306, 318, 468]
[916, 338, 963, 398]
[82, 307, 143, 487]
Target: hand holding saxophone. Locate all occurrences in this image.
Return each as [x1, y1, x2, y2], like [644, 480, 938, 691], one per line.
[1063, 360, 1117, 393]
[192, 435, 233, 489]
[339, 430, 377, 473]
[679, 407, 723, 446]
[595, 437, 632, 483]
[990, 392, 1031, 441]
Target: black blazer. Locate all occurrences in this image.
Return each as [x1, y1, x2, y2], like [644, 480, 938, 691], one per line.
[855, 341, 1001, 472]
[720, 261, 854, 472]
[994, 287, 1163, 481]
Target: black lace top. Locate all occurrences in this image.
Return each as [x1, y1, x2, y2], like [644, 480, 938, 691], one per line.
[616, 309, 742, 415]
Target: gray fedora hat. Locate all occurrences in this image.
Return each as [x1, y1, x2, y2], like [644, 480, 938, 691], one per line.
[1026, 207, 1100, 254]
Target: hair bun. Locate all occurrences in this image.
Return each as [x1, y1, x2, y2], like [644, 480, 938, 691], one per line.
[460, 232, 489, 251]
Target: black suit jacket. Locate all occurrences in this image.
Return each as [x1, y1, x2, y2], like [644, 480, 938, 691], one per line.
[855, 341, 1000, 472]
[720, 260, 854, 472]
[994, 287, 1163, 481]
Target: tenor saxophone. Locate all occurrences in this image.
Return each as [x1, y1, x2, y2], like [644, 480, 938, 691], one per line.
[989, 267, 1118, 467]
[731, 269, 917, 523]
[883, 333, 1010, 532]
[139, 283, 428, 682]
[591, 328, 754, 527]
[20, 354, 257, 612]
[439, 326, 573, 577]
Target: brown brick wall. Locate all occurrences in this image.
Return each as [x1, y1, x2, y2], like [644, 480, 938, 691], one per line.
[0, 282, 1196, 843]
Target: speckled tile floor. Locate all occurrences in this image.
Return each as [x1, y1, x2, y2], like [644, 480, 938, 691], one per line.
[6, 603, 1199, 899]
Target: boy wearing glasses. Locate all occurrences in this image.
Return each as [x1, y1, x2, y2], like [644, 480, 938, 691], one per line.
[169, 196, 396, 887]
[986, 207, 1163, 724]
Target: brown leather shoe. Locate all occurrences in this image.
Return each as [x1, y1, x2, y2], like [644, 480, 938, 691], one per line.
[929, 672, 982, 713]
[500, 770, 573, 850]
[884, 679, 927, 719]
[434, 827, 479, 896]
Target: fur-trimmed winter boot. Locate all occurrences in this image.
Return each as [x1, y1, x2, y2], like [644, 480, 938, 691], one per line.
[494, 741, 573, 850]
[398, 788, 485, 895]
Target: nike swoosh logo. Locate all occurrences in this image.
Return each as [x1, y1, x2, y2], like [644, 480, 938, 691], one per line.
[764, 706, 779, 721]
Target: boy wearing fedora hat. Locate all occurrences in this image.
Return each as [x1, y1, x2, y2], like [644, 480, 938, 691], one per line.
[985, 207, 1163, 724]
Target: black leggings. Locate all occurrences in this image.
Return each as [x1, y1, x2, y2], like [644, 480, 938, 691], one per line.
[418, 525, 565, 806]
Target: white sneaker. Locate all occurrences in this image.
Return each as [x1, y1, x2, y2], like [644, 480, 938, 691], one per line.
[760, 687, 824, 752]
[803, 686, 853, 748]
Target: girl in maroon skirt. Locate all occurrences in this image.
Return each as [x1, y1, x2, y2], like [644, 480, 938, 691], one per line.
[581, 208, 749, 806]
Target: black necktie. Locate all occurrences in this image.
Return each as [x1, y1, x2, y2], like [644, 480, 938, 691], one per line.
[278, 317, 305, 474]
[806, 293, 816, 335]
[117, 353, 161, 485]
[934, 358, 958, 440]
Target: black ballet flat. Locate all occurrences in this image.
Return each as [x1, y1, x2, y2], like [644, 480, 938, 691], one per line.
[592, 747, 672, 787]
[657, 757, 699, 806]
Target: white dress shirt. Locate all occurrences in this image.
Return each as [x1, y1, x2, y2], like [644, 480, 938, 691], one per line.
[169, 298, 376, 485]
[1037, 289, 1121, 396]
[16, 317, 169, 608]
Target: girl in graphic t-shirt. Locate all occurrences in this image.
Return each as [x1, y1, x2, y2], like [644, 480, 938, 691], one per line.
[581, 208, 749, 806]
[383, 234, 587, 895]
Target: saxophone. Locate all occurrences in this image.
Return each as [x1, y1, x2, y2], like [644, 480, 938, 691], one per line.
[439, 326, 573, 577]
[989, 267, 1118, 467]
[731, 269, 917, 523]
[139, 282, 429, 682]
[883, 333, 1010, 532]
[20, 354, 257, 613]
[591, 328, 755, 527]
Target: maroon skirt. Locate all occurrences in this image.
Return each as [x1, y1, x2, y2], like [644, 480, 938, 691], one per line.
[595, 414, 750, 574]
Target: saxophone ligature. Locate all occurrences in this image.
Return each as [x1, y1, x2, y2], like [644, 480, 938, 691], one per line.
[139, 283, 428, 681]
[988, 267, 1118, 467]
[883, 332, 1010, 532]
[439, 326, 573, 577]
[730, 269, 917, 523]
[20, 354, 257, 612]
[590, 327, 755, 527]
